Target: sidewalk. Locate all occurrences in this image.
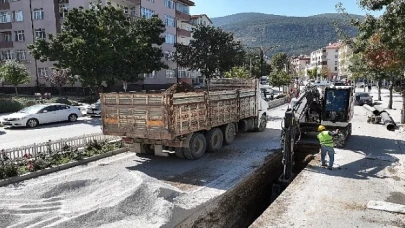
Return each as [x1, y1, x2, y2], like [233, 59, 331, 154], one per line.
[251, 88, 405, 228]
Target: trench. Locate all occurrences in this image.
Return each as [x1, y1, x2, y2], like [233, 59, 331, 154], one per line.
[175, 147, 317, 228]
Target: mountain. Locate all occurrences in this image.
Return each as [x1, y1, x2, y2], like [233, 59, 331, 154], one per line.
[211, 13, 362, 57]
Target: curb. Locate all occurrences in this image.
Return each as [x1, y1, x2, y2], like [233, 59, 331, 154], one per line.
[0, 147, 129, 187]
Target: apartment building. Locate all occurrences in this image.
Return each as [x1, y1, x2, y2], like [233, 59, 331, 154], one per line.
[290, 55, 310, 77]
[177, 13, 212, 85]
[338, 42, 353, 79]
[305, 42, 340, 80]
[0, 0, 196, 90]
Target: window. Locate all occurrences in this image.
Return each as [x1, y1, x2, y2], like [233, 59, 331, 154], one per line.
[164, 0, 175, 9]
[165, 33, 175, 44]
[143, 71, 155, 78]
[141, 7, 154, 19]
[335, 55, 338, 58]
[2, 32, 11, 42]
[33, 8, 44, 20]
[59, 3, 69, 18]
[13, 10, 23, 22]
[16, 49, 26, 60]
[38, 68, 48, 78]
[176, 2, 189, 14]
[0, 11, 11, 23]
[130, 7, 137, 16]
[15, 30, 24, 41]
[147, 0, 154, 2]
[178, 69, 190, 78]
[165, 15, 175, 27]
[166, 70, 175, 78]
[334, 67, 338, 71]
[335, 61, 338, 65]
[35, 28, 46, 39]
[2, 50, 13, 60]
[123, 7, 129, 14]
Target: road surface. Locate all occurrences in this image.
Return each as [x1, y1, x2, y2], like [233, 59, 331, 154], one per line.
[0, 116, 102, 150]
[0, 105, 288, 228]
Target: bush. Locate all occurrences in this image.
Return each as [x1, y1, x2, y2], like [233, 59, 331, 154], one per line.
[0, 99, 24, 113]
[78, 96, 99, 104]
[50, 98, 72, 105]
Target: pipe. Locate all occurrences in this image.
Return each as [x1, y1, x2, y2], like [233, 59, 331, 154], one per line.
[363, 105, 396, 131]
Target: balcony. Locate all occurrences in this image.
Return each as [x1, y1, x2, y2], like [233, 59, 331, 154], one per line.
[0, 41, 12, 48]
[176, 11, 191, 21]
[0, 22, 11, 30]
[0, 1, 10, 10]
[122, 0, 141, 5]
[177, 27, 191, 37]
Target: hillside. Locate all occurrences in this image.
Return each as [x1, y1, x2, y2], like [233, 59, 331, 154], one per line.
[211, 13, 362, 57]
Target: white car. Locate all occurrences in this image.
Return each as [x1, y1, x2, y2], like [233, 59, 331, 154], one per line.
[1, 103, 82, 128]
[86, 99, 101, 117]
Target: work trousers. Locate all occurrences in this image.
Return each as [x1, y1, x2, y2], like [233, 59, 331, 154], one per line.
[320, 145, 335, 168]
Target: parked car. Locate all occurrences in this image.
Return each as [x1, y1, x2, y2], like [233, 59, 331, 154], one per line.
[355, 92, 373, 106]
[1, 103, 82, 128]
[86, 99, 101, 117]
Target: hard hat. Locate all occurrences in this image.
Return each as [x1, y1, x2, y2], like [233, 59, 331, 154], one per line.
[318, 125, 326, 131]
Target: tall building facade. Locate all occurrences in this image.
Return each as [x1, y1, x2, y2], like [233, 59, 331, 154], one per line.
[0, 0, 197, 90]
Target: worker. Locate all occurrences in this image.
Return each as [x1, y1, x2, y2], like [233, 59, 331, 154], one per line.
[317, 125, 339, 170]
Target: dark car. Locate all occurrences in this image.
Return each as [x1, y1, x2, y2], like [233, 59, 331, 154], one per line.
[355, 92, 373, 106]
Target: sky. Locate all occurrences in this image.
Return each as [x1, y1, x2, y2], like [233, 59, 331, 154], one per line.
[191, 0, 383, 18]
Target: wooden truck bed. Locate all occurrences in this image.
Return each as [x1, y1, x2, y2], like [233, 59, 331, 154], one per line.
[101, 79, 258, 141]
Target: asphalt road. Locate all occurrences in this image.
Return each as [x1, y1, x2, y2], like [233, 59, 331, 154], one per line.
[0, 116, 102, 150]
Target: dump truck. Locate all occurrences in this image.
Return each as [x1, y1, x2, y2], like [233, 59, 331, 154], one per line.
[100, 78, 270, 159]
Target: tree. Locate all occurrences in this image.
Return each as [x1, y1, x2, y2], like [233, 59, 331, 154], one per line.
[340, 0, 405, 120]
[46, 68, 71, 95]
[307, 67, 318, 79]
[320, 67, 332, 80]
[244, 52, 271, 78]
[174, 25, 245, 81]
[269, 70, 290, 91]
[0, 60, 30, 95]
[224, 66, 250, 79]
[28, 1, 166, 92]
[270, 52, 288, 72]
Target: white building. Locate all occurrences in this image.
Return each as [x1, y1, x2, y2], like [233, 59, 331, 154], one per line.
[290, 55, 310, 78]
[338, 42, 354, 79]
[305, 42, 340, 80]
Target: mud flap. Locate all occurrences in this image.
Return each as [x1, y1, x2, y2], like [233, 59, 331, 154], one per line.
[154, 145, 169, 157]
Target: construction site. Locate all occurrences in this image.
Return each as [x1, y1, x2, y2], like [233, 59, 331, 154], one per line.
[0, 81, 404, 228]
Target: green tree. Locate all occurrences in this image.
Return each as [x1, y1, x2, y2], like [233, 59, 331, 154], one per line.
[244, 51, 271, 78]
[174, 25, 245, 80]
[269, 70, 290, 91]
[47, 68, 71, 95]
[306, 67, 318, 79]
[320, 67, 332, 80]
[0, 60, 30, 95]
[28, 1, 166, 92]
[271, 52, 288, 72]
[224, 66, 250, 78]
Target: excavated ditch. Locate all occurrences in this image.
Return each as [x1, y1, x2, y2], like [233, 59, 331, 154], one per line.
[175, 147, 316, 228]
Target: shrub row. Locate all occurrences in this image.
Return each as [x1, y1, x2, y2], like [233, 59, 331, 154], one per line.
[0, 140, 123, 180]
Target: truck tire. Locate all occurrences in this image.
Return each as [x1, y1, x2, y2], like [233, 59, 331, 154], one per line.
[183, 133, 207, 160]
[206, 128, 223, 152]
[175, 148, 185, 159]
[254, 115, 267, 132]
[222, 123, 236, 145]
[143, 144, 154, 154]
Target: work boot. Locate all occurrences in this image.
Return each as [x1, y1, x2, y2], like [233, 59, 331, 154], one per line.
[320, 163, 327, 167]
[328, 166, 333, 170]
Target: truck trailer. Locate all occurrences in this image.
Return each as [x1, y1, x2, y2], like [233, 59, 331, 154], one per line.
[100, 78, 270, 159]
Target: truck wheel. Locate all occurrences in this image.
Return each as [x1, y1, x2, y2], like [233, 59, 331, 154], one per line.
[175, 148, 185, 159]
[206, 128, 223, 152]
[142, 144, 154, 154]
[222, 123, 236, 145]
[183, 133, 207, 160]
[254, 115, 267, 132]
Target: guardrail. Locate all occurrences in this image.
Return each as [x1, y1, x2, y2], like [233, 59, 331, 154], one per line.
[268, 96, 288, 109]
[1, 133, 121, 160]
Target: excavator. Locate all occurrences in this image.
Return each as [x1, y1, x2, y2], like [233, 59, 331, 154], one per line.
[278, 83, 354, 183]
